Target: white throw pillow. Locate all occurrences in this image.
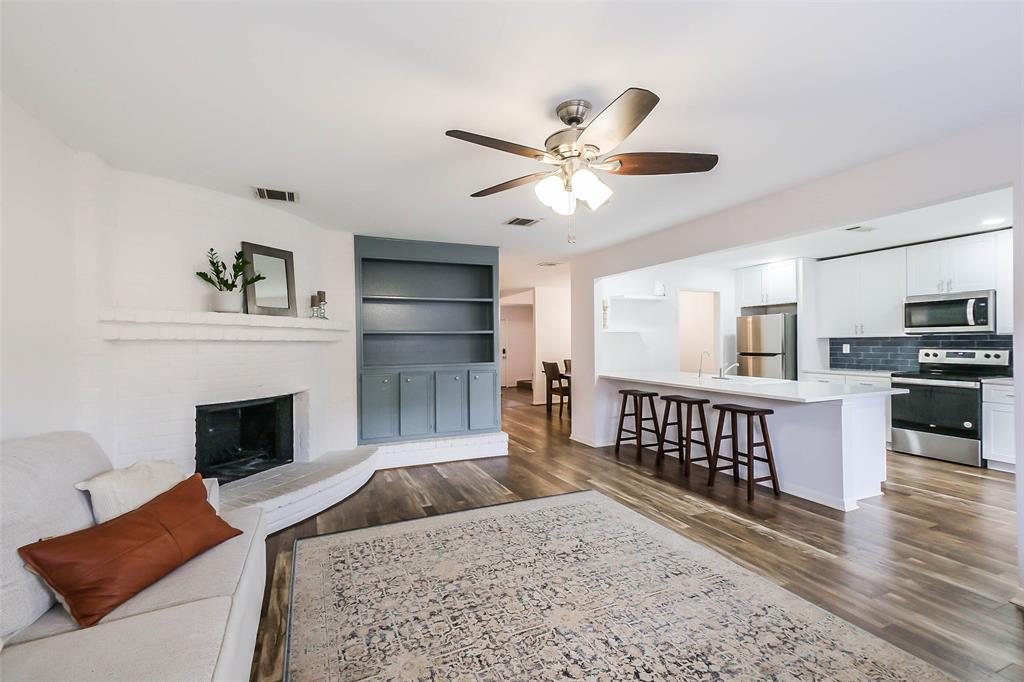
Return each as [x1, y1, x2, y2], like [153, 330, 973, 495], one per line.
[202, 477, 220, 513]
[75, 460, 187, 523]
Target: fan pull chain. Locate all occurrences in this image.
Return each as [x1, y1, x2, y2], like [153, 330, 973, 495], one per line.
[567, 190, 577, 244]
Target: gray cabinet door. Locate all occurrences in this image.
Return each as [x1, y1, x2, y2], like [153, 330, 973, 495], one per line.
[400, 371, 434, 436]
[468, 370, 498, 430]
[361, 373, 397, 440]
[435, 370, 467, 433]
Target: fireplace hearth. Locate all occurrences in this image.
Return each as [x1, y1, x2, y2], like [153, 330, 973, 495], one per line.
[196, 394, 294, 483]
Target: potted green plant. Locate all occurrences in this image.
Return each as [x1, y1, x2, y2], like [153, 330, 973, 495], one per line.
[195, 248, 266, 313]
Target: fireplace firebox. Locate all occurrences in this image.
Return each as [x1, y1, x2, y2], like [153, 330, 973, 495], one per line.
[195, 394, 293, 483]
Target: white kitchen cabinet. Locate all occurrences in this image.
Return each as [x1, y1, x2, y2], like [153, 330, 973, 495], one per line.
[802, 371, 846, 385]
[983, 402, 1015, 466]
[906, 232, 997, 296]
[815, 248, 906, 338]
[738, 266, 767, 307]
[736, 260, 797, 308]
[858, 248, 907, 336]
[995, 229, 1013, 334]
[764, 260, 797, 304]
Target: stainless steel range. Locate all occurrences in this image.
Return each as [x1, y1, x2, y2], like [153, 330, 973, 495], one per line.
[891, 348, 1011, 467]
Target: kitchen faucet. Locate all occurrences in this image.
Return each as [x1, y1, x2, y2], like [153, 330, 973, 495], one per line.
[697, 351, 711, 378]
[719, 362, 740, 379]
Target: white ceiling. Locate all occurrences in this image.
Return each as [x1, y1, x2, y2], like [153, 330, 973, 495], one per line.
[3, 2, 1021, 289]
[680, 187, 1014, 270]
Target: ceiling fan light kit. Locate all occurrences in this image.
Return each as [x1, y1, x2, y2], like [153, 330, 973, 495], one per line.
[447, 87, 719, 242]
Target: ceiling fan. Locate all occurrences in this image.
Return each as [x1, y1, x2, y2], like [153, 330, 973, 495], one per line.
[446, 87, 719, 224]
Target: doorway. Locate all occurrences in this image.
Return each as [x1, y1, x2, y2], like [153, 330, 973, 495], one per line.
[678, 290, 719, 373]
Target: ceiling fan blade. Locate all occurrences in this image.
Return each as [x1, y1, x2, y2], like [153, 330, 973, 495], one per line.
[601, 152, 719, 175]
[446, 130, 558, 163]
[576, 88, 660, 154]
[470, 171, 555, 197]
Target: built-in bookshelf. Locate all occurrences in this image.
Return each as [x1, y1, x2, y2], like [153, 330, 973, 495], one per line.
[355, 237, 500, 444]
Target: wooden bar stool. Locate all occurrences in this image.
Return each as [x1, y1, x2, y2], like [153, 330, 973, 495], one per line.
[707, 403, 780, 502]
[614, 389, 660, 460]
[656, 395, 712, 477]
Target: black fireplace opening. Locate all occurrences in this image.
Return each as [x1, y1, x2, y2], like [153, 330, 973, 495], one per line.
[196, 394, 294, 484]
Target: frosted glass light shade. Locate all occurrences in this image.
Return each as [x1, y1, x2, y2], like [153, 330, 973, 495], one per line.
[571, 169, 612, 210]
[535, 175, 576, 215]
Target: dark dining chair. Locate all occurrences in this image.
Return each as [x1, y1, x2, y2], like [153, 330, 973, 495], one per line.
[563, 359, 571, 373]
[543, 361, 571, 417]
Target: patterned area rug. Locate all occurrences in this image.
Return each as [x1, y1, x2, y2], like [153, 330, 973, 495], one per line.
[286, 491, 949, 681]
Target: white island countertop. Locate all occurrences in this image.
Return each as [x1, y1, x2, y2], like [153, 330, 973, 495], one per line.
[599, 370, 907, 404]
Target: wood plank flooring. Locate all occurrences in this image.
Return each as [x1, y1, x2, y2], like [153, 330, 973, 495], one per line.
[251, 387, 1023, 681]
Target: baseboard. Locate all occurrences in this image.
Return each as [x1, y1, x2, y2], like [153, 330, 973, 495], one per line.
[569, 434, 613, 448]
[1011, 588, 1024, 610]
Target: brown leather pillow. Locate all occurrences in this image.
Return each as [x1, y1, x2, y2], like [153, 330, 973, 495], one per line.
[18, 473, 241, 627]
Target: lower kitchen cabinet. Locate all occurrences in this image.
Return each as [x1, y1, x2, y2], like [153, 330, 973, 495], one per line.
[360, 372, 398, 440]
[435, 370, 467, 433]
[982, 383, 1016, 467]
[399, 372, 434, 436]
[468, 370, 498, 430]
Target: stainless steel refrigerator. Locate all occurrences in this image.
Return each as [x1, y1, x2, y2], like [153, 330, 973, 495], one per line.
[736, 313, 797, 380]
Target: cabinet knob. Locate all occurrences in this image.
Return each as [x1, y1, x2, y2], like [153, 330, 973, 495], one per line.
[474, 375, 479, 380]
[405, 378, 411, 383]
[382, 378, 389, 384]
[454, 376, 460, 381]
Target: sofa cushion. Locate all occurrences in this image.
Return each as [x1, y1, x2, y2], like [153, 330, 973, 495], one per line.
[0, 597, 233, 682]
[1, 432, 112, 642]
[7, 505, 265, 644]
[18, 475, 241, 627]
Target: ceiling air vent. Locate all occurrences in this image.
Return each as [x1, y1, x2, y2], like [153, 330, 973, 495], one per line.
[536, 261, 563, 267]
[253, 187, 298, 203]
[844, 225, 876, 233]
[503, 217, 542, 227]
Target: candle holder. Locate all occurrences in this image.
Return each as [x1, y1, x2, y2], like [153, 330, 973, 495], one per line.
[310, 291, 328, 319]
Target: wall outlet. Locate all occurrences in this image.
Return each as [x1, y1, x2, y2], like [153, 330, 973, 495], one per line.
[842, 343, 851, 354]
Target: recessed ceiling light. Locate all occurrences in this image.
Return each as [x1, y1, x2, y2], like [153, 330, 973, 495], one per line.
[981, 217, 1006, 227]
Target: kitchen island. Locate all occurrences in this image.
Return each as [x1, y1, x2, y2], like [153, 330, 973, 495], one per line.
[598, 370, 908, 511]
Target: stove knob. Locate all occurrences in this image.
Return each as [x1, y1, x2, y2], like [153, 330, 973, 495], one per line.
[994, 353, 1002, 359]
[984, 353, 992, 359]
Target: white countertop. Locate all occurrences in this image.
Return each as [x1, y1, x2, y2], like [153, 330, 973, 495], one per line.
[982, 376, 1015, 387]
[599, 370, 907, 404]
[803, 368, 893, 378]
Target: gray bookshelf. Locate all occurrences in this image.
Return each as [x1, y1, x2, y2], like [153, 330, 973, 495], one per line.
[355, 236, 500, 444]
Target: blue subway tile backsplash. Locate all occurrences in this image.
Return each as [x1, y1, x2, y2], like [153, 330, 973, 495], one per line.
[828, 334, 1013, 372]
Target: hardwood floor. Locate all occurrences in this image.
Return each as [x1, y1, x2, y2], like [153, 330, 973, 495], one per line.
[252, 387, 1023, 681]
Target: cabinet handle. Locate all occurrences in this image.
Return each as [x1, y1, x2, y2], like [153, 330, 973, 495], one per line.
[947, 279, 953, 292]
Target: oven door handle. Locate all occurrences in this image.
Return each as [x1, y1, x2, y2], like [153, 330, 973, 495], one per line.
[966, 298, 975, 326]
[892, 377, 980, 389]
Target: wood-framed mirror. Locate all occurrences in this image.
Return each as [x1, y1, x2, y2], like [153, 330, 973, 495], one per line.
[241, 242, 297, 317]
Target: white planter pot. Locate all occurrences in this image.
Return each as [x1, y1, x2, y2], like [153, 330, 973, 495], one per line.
[210, 290, 243, 313]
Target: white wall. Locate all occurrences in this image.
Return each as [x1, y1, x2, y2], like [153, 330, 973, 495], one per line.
[1, 97, 358, 470]
[532, 287, 571, 406]
[499, 304, 534, 387]
[597, 261, 736, 376]
[1, 96, 79, 439]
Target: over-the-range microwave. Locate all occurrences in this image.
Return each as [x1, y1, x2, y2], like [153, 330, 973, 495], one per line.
[903, 289, 995, 334]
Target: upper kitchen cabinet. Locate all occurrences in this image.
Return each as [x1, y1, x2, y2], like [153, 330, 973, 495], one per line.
[995, 229, 1013, 334]
[906, 232, 997, 295]
[816, 248, 906, 337]
[737, 260, 797, 307]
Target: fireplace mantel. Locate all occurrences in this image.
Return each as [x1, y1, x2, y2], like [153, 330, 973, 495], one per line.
[98, 307, 349, 342]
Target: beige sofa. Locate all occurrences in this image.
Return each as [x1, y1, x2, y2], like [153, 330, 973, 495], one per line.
[0, 432, 267, 682]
